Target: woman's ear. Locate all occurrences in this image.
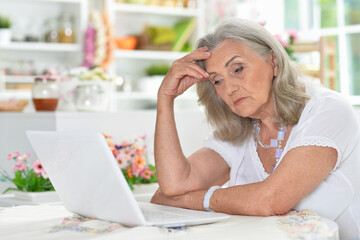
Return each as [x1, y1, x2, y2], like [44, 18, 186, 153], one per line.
[270, 51, 279, 77]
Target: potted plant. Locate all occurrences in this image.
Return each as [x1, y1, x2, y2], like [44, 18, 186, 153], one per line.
[0, 152, 59, 203]
[0, 15, 12, 43]
[137, 64, 170, 94]
[104, 133, 158, 194]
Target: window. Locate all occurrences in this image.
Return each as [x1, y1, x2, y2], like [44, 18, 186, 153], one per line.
[296, 0, 360, 104]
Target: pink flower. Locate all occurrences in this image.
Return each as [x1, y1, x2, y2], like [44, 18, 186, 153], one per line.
[275, 34, 289, 47]
[287, 28, 298, 40]
[132, 163, 142, 177]
[33, 160, 45, 174]
[140, 167, 154, 180]
[16, 153, 30, 162]
[8, 152, 20, 160]
[12, 161, 27, 171]
[116, 152, 129, 168]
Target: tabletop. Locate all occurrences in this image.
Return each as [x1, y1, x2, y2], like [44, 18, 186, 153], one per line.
[0, 203, 338, 240]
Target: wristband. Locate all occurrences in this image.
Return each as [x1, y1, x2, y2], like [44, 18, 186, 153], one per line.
[203, 185, 221, 212]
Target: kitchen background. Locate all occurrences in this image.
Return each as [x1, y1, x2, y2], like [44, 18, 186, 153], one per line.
[0, 0, 359, 194]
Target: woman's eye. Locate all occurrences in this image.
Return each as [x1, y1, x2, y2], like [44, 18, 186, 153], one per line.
[234, 67, 243, 73]
[210, 75, 223, 85]
[231, 64, 243, 76]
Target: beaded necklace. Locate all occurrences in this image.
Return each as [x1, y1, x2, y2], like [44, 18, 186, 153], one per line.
[253, 119, 287, 173]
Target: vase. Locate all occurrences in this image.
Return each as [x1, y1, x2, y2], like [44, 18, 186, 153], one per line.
[136, 75, 164, 94]
[74, 80, 114, 112]
[0, 29, 11, 44]
[10, 190, 60, 204]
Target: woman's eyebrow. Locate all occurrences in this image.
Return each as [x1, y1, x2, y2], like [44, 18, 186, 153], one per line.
[225, 56, 241, 67]
[207, 56, 242, 75]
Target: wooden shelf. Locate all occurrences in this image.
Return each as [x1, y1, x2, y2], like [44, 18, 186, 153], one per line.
[114, 3, 199, 17]
[114, 49, 187, 60]
[4, 75, 38, 83]
[0, 42, 81, 52]
[10, 0, 82, 3]
[115, 91, 196, 100]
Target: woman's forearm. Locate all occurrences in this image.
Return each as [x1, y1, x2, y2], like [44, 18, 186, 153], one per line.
[151, 183, 281, 216]
[154, 96, 191, 195]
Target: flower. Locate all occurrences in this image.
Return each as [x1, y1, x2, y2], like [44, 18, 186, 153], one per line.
[0, 152, 54, 193]
[287, 28, 298, 40]
[33, 160, 46, 176]
[104, 134, 157, 190]
[140, 167, 155, 180]
[116, 152, 129, 168]
[275, 28, 299, 61]
[8, 152, 20, 160]
[12, 161, 26, 171]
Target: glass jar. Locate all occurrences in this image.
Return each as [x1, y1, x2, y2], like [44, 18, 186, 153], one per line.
[32, 77, 59, 111]
[74, 83, 108, 112]
[58, 13, 75, 43]
[44, 18, 59, 43]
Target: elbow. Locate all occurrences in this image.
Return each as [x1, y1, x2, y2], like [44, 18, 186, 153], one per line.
[261, 202, 290, 216]
[158, 182, 186, 197]
[257, 190, 292, 216]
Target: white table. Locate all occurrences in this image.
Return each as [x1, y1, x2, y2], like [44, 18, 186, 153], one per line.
[0, 202, 338, 240]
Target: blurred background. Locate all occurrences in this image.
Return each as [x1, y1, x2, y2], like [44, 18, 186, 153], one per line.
[0, 0, 359, 112]
[0, 0, 360, 197]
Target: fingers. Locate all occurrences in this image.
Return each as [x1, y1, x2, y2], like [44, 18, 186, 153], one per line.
[184, 61, 209, 78]
[172, 61, 209, 80]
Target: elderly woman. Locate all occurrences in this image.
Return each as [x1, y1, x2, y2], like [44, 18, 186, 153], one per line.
[151, 18, 360, 239]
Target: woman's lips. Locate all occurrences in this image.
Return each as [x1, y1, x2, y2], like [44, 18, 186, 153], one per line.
[234, 97, 247, 105]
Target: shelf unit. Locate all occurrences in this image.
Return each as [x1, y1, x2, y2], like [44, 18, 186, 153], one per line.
[114, 49, 187, 60]
[106, 0, 205, 108]
[0, 0, 88, 68]
[0, 0, 88, 107]
[113, 2, 199, 17]
[0, 0, 204, 112]
[0, 42, 81, 52]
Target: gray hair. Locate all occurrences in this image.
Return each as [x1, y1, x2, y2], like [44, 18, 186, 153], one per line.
[196, 18, 309, 144]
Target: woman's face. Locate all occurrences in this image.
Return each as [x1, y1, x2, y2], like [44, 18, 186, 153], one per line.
[205, 39, 278, 119]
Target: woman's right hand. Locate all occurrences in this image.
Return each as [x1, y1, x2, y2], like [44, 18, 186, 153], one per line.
[157, 46, 211, 100]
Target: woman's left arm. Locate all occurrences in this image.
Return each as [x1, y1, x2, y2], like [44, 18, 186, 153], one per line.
[151, 145, 337, 216]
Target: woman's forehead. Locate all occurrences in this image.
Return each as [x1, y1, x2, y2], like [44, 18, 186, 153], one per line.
[205, 40, 252, 70]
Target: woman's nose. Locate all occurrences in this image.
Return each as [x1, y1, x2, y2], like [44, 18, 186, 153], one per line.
[225, 77, 239, 96]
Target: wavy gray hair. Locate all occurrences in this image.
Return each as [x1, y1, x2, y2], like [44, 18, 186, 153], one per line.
[195, 18, 309, 144]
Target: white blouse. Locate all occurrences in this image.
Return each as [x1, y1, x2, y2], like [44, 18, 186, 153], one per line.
[203, 86, 360, 240]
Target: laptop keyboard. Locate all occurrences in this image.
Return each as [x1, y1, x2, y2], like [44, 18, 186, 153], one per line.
[141, 208, 194, 222]
[137, 202, 229, 226]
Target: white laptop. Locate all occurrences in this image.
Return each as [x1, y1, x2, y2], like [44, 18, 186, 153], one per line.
[26, 130, 229, 227]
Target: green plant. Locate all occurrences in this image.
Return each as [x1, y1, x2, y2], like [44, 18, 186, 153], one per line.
[145, 64, 171, 76]
[0, 15, 11, 29]
[0, 152, 54, 193]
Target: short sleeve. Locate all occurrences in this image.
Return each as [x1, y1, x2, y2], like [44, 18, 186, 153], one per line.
[283, 88, 360, 170]
[203, 136, 234, 168]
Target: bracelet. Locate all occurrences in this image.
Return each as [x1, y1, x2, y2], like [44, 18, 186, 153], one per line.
[203, 185, 221, 212]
